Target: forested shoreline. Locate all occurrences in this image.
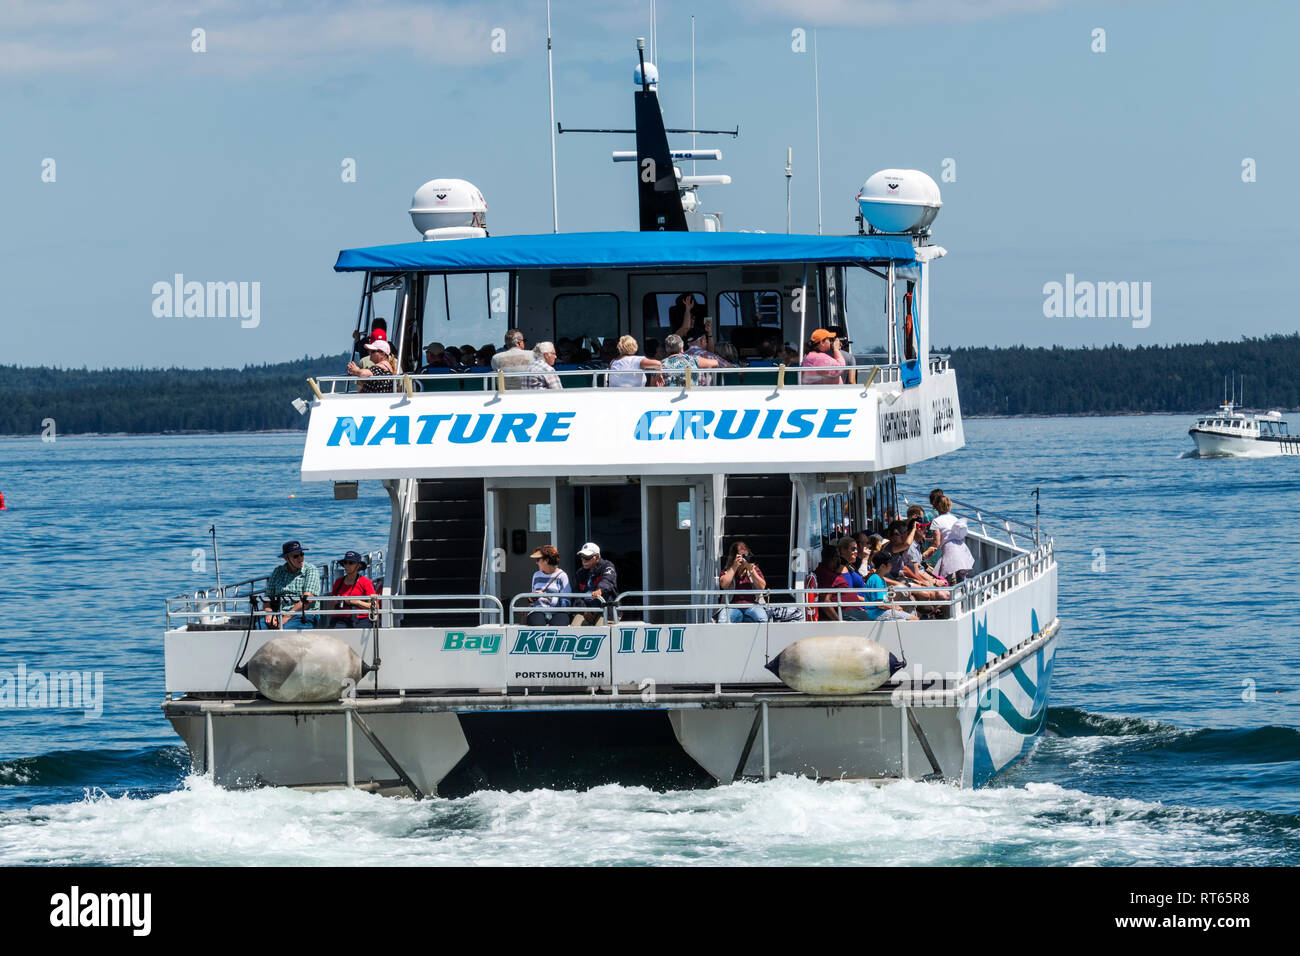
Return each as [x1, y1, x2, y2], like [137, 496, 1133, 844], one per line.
[2, 335, 1297, 436]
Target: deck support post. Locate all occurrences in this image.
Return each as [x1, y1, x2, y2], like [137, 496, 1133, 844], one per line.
[344, 704, 356, 789]
[761, 700, 771, 781]
[901, 705, 910, 779]
[204, 711, 215, 779]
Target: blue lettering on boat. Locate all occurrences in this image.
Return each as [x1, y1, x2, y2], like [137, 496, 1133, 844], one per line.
[327, 411, 576, 446]
[633, 408, 856, 441]
[511, 630, 604, 661]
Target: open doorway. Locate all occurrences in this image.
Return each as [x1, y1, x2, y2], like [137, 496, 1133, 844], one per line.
[570, 484, 642, 600]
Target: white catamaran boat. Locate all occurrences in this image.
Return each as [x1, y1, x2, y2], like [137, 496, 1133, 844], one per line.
[162, 46, 1061, 795]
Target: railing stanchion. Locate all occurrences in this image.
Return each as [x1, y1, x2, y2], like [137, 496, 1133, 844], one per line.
[901, 705, 910, 779]
[344, 704, 356, 789]
[205, 711, 215, 779]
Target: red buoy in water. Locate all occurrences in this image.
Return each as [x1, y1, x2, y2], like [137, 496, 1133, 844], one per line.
[0, 491, 6, 510]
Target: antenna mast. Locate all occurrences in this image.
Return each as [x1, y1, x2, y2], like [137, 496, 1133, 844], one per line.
[651, 0, 658, 62]
[786, 147, 793, 234]
[547, 0, 558, 233]
[813, 29, 823, 235]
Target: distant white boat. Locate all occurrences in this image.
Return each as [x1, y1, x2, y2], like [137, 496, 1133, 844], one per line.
[1189, 401, 1298, 458]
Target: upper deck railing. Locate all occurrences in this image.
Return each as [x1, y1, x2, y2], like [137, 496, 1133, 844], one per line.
[308, 354, 953, 397]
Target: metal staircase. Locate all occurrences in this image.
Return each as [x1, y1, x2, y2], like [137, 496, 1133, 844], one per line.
[402, 478, 486, 627]
[720, 475, 795, 590]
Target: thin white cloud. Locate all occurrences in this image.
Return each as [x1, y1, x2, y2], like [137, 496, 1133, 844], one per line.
[746, 0, 1067, 25]
[0, 0, 536, 75]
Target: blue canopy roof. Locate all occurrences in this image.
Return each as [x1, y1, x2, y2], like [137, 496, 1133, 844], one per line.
[334, 231, 917, 273]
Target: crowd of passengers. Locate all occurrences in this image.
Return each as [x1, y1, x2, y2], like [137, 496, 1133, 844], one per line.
[518, 489, 974, 624]
[249, 491, 974, 630]
[807, 491, 975, 622]
[345, 305, 863, 391]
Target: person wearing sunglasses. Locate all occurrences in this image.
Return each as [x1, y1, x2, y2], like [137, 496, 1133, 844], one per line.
[263, 540, 320, 629]
[327, 550, 377, 628]
[526, 545, 571, 625]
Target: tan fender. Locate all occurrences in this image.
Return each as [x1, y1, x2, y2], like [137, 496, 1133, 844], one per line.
[243, 633, 363, 703]
[765, 635, 903, 695]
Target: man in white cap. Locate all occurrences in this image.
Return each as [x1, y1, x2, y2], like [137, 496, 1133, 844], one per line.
[571, 542, 618, 625]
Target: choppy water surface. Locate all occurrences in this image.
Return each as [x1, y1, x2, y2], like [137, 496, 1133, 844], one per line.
[1, 418, 1297, 865]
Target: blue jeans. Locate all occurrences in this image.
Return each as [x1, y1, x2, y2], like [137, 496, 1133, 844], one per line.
[725, 604, 768, 623]
[526, 609, 567, 626]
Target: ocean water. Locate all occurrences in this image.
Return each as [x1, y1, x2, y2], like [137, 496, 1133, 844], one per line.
[1, 417, 1297, 866]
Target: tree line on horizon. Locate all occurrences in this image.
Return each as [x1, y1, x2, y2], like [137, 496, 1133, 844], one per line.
[2, 335, 1297, 436]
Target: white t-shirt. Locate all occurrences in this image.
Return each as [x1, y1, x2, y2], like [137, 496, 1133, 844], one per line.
[608, 355, 646, 387]
[930, 513, 974, 575]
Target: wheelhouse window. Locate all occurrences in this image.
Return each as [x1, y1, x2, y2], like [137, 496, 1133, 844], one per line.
[421, 272, 510, 356]
[641, 291, 705, 356]
[715, 290, 782, 357]
[555, 293, 619, 363]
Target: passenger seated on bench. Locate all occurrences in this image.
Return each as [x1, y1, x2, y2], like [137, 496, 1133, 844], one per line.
[572, 542, 617, 625]
[263, 540, 320, 629]
[883, 519, 948, 616]
[607, 335, 662, 387]
[490, 329, 531, 387]
[855, 532, 884, 576]
[520, 342, 562, 390]
[832, 537, 872, 621]
[420, 341, 454, 371]
[906, 504, 939, 570]
[718, 540, 768, 623]
[813, 543, 843, 622]
[347, 338, 397, 392]
[800, 329, 846, 384]
[526, 545, 571, 625]
[901, 516, 947, 589]
[328, 550, 377, 628]
[660, 334, 718, 388]
[867, 550, 918, 621]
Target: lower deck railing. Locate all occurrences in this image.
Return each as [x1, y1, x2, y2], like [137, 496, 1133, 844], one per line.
[166, 541, 1053, 630]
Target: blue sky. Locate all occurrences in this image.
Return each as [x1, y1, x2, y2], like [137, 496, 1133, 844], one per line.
[2, 0, 1296, 368]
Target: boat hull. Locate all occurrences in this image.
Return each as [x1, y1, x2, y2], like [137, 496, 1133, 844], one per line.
[163, 618, 1060, 794]
[1189, 429, 1298, 458]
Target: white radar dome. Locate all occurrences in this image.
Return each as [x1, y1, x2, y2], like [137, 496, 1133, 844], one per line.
[410, 178, 488, 241]
[635, 61, 659, 88]
[856, 169, 942, 235]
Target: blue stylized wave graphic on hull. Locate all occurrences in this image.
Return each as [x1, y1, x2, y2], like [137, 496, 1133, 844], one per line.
[967, 609, 1056, 786]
